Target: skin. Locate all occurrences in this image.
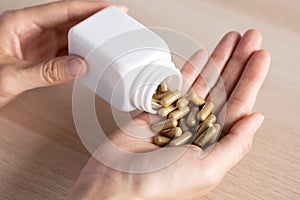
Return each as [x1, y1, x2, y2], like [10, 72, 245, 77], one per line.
[0, 1, 271, 199]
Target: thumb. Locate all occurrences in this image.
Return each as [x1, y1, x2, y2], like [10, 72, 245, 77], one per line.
[204, 113, 265, 178]
[23, 56, 87, 89]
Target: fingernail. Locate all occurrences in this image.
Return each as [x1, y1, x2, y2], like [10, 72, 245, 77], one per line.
[66, 58, 87, 77]
[254, 115, 265, 132]
[116, 5, 129, 13]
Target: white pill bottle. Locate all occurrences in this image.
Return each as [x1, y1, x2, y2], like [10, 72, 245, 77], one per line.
[68, 6, 183, 113]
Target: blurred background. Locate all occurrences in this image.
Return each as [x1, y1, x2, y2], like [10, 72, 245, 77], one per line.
[0, 0, 299, 199]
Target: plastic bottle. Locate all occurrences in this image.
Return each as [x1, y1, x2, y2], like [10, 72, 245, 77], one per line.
[68, 6, 183, 114]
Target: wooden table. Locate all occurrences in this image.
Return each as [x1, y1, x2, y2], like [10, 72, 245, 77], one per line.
[0, 0, 299, 199]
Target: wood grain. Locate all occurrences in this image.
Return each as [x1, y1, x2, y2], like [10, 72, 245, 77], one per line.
[0, 0, 299, 199]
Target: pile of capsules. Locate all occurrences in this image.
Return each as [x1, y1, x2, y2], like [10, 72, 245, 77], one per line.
[151, 80, 221, 149]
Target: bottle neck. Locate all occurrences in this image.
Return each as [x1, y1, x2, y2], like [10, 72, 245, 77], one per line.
[131, 61, 183, 114]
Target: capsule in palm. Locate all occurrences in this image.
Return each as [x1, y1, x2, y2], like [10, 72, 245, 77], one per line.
[154, 136, 171, 146]
[160, 90, 182, 107]
[170, 132, 192, 147]
[197, 102, 214, 121]
[193, 126, 217, 148]
[176, 97, 189, 109]
[169, 106, 190, 120]
[186, 106, 199, 127]
[161, 127, 183, 138]
[158, 105, 177, 117]
[188, 91, 206, 106]
[179, 119, 190, 133]
[151, 118, 178, 133]
[208, 123, 221, 145]
[194, 114, 216, 141]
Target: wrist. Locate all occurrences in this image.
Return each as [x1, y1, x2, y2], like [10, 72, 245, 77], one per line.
[68, 188, 143, 200]
[67, 171, 144, 200]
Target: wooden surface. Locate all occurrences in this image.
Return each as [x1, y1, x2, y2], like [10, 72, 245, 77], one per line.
[0, 0, 299, 199]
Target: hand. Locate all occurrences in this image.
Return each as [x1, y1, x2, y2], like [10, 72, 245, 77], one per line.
[68, 30, 271, 199]
[0, 1, 127, 107]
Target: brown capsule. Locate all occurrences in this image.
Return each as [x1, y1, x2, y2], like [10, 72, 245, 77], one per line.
[161, 127, 183, 138]
[158, 128, 172, 135]
[208, 114, 217, 124]
[160, 90, 182, 107]
[159, 80, 169, 93]
[169, 106, 190, 120]
[193, 122, 210, 141]
[193, 126, 217, 148]
[188, 91, 206, 106]
[158, 105, 177, 117]
[193, 114, 216, 141]
[179, 119, 190, 133]
[186, 106, 199, 127]
[197, 114, 217, 132]
[151, 99, 161, 110]
[208, 123, 221, 145]
[154, 136, 171, 146]
[176, 97, 189, 109]
[153, 92, 170, 100]
[197, 102, 214, 121]
[151, 118, 178, 133]
[170, 132, 192, 147]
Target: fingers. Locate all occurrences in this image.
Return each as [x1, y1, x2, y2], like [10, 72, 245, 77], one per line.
[191, 31, 241, 98]
[180, 49, 209, 94]
[220, 50, 271, 133]
[19, 55, 87, 90]
[18, 1, 128, 29]
[210, 30, 262, 113]
[205, 113, 265, 179]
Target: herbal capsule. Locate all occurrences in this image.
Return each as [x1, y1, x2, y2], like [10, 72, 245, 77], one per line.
[188, 91, 206, 106]
[179, 119, 190, 133]
[160, 90, 182, 107]
[208, 114, 217, 124]
[186, 106, 199, 127]
[162, 127, 183, 138]
[176, 97, 189, 109]
[153, 92, 170, 100]
[169, 106, 190, 120]
[208, 123, 221, 145]
[151, 118, 178, 133]
[158, 105, 177, 117]
[170, 132, 192, 147]
[154, 136, 171, 146]
[159, 80, 168, 93]
[197, 102, 214, 121]
[193, 126, 217, 148]
[151, 99, 161, 110]
[194, 122, 210, 141]
[193, 114, 216, 141]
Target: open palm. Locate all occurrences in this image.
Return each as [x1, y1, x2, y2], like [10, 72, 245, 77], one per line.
[69, 30, 271, 200]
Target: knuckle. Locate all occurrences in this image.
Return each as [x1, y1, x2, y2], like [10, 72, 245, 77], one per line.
[233, 130, 253, 155]
[193, 78, 208, 92]
[231, 54, 246, 65]
[41, 60, 62, 85]
[0, 10, 17, 22]
[228, 95, 244, 107]
[1, 10, 13, 18]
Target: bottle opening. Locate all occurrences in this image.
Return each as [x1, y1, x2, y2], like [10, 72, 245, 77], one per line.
[131, 64, 183, 114]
